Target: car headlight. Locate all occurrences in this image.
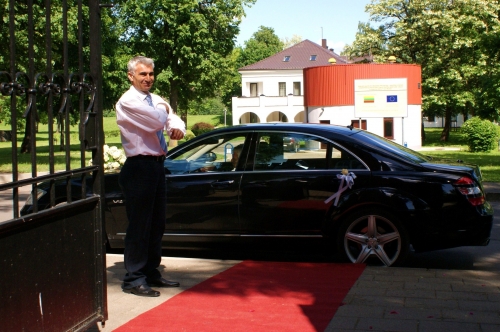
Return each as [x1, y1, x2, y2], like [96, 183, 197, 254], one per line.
[24, 188, 47, 205]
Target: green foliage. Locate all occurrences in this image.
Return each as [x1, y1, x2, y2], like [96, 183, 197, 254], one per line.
[188, 98, 226, 115]
[191, 122, 215, 136]
[461, 117, 499, 152]
[112, 0, 256, 122]
[238, 26, 284, 66]
[1, 1, 255, 138]
[184, 130, 195, 141]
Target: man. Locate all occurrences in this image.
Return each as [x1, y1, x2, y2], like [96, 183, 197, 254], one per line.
[115, 56, 186, 297]
[231, 144, 243, 169]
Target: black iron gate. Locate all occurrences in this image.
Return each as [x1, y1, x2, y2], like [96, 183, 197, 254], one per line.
[0, 1, 107, 330]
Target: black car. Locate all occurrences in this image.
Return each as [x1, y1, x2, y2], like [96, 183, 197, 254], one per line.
[21, 123, 493, 266]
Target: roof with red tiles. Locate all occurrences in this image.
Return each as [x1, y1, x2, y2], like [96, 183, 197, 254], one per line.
[239, 39, 348, 71]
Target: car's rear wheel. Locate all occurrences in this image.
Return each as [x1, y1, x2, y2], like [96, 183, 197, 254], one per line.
[336, 209, 409, 267]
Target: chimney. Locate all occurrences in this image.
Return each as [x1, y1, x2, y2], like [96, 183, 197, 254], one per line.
[329, 48, 334, 53]
[322, 39, 327, 49]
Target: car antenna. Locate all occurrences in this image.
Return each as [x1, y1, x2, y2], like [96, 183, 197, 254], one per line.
[347, 124, 354, 130]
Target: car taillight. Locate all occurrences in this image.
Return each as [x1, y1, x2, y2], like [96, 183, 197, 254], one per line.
[453, 177, 485, 206]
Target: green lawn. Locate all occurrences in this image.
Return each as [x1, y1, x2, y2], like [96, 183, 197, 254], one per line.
[0, 115, 222, 173]
[1, 120, 499, 182]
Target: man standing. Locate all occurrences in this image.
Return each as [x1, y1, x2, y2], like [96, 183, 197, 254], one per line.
[116, 56, 185, 297]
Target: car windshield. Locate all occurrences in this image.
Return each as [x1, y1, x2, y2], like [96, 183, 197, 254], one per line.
[354, 130, 432, 164]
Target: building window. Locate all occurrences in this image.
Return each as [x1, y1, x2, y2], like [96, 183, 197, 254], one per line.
[351, 119, 367, 130]
[384, 118, 394, 139]
[279, 82, 286, 97]
[283, 56, 290, 62]
[310, 55, 317, 61]
[250, 83, 257, 97]
[293, 82, 301, 96]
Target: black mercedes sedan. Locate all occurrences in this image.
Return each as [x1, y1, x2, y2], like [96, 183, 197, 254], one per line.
[21, 123, 493, 266]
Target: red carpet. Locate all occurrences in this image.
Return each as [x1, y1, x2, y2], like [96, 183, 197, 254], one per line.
[114, 261, 365, 332]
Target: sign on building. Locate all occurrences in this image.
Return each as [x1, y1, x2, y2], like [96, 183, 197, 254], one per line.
[354, 78, 408, 118]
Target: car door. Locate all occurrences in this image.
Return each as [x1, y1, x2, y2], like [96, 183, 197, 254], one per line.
[164, 132, 249, 238]
[239, 131, 370, 236]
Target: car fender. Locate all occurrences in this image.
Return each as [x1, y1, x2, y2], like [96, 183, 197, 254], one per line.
[325, 187, 430, 236]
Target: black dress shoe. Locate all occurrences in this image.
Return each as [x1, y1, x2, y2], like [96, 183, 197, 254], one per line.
[147, 277, 180, 288]
[123, 284, 160, 297]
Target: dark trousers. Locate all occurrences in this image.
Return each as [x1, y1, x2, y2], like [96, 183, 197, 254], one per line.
[119, 157, 166, 288]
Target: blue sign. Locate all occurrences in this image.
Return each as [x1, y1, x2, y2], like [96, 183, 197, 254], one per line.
[387, 95, 398, 103]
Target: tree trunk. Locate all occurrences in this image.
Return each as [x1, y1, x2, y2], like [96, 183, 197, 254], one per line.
[169, 82, 188, 124]
[168, 82, 183, 146]
[440, 106, 452, 142]
[421, 122, 426, 143]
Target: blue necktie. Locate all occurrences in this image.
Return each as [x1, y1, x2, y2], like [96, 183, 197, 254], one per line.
[145, 94, 167, 153]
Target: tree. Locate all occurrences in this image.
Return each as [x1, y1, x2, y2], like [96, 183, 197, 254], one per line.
[111, 0, 256, 124]
[282, 34, 303, 49]
[238, 26, 284, 66]
[342, 0, 500, 141]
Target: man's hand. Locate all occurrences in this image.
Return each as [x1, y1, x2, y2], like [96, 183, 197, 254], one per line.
[169, 128, 184, 140]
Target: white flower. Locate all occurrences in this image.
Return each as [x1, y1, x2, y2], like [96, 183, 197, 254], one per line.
[88, 145, 126, 171]
[110, 161, 121, 169]
[111, 150, 122, 160]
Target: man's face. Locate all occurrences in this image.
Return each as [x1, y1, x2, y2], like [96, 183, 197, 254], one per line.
[128, 63, 154, 93]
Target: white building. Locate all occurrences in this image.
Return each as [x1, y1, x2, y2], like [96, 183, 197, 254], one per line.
[232, 39, 425, 149]
[232, 39, 346, 125]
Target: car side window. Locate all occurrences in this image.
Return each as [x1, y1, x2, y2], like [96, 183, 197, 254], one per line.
[254, 133, 328, 171]
[165, 134, 246, 174]
[331, 145, 367, 170]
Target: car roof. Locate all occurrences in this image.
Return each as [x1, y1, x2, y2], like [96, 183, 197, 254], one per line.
[206, 123, 362, 136]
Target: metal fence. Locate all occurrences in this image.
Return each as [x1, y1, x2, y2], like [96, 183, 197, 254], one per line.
[0, 1, 107, 330]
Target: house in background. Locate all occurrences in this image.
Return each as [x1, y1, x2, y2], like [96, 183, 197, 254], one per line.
[232, 39, 346, 124]
[423, 114, 465, 129]
[232, 39, 424, 149]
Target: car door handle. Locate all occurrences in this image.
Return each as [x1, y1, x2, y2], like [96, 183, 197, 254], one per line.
[211, 180, 234, 188]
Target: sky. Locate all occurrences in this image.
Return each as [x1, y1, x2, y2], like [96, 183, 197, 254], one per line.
[236, 0, 372, 53]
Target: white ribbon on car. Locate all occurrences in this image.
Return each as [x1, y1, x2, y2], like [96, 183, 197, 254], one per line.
[325, 170, 357, 206]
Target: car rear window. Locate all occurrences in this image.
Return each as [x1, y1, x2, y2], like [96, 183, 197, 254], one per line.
[354, 130, 430, 164]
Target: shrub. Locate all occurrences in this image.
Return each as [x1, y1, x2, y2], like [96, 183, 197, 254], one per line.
[191, 122, 214, 136]
[461, 117, 499, 152]
[183, 130, 195, 141]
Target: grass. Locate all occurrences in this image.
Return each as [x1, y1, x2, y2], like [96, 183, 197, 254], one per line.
[0, 115, 223, 173]
[420, 128, 500, 182]
[1, 120, 499, 182]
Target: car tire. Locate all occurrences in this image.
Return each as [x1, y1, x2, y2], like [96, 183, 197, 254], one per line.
[336, 208, 409, 267]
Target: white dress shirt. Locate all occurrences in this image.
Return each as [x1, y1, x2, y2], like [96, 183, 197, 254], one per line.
[116, 86, 186, 157]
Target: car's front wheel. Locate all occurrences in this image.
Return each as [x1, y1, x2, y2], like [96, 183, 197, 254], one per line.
[336, 209, 409, 267]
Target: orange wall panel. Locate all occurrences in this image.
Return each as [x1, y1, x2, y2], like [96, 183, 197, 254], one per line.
[304, 64, 422, 107]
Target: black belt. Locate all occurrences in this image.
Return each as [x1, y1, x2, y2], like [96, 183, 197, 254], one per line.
[128, 154, 166, 162]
